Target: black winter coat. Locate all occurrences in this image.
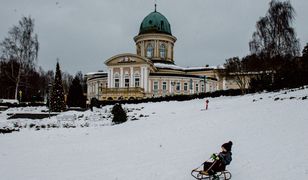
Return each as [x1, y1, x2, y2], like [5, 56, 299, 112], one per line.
[218, 151, 232, 165]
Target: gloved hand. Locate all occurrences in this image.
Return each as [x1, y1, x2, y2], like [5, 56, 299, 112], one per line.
[211, 153, 219, 160]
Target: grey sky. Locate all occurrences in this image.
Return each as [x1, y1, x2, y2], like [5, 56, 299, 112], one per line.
[1, 0, 307, 75]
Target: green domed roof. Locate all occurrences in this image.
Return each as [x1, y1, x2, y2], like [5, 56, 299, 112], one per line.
[139, 11, 172, 35]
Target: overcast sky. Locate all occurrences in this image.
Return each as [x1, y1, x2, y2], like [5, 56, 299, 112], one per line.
[1, 0, 308, 75]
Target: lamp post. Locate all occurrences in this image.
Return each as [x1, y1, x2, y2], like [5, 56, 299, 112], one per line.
[48, 83, 52, 119]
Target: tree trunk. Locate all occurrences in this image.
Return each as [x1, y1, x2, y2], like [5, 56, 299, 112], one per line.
[14, 66, 21, 100]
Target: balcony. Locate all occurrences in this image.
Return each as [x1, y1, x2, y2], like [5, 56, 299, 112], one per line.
[99, 87, 146, 101]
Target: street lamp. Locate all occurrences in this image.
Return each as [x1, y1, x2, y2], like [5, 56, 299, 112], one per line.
[48, 83, 52, 119]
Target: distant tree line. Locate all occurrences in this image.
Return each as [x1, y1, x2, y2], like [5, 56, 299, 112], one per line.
[224, 0, 308, 92]
[0, 16, 87, 110]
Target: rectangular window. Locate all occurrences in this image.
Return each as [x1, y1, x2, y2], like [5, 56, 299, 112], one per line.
[184, 82, 188, 91]
[196, 83, 199, 93]
[162, 82, 167, 91]
[201, 83, 204, 92]
[176, 82, 181, 91]
[115, 79, 119, 88]
[153, 81, 159, 90]
[135, 78, 140, 87]
[125, 78, 129, 87]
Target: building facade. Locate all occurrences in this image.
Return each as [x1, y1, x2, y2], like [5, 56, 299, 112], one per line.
[86, 8, 232, 101]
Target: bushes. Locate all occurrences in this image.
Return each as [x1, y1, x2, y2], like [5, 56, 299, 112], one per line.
[98, 89, 245, 107]
[111, 103, 127, 124]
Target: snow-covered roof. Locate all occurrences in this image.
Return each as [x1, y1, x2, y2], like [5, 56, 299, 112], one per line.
[154, 63, 224, 71]
[85, 71, 107, 76]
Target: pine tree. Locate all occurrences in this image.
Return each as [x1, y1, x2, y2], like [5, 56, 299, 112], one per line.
[50, 61, 66, 112]
[67, 75, 86, 108]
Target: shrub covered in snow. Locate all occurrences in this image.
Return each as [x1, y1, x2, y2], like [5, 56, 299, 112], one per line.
[111, 103, 127, 124]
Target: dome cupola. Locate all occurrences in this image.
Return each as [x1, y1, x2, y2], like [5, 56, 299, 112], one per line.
[134, 5, 176, 64]
[139, 9, 172, 35]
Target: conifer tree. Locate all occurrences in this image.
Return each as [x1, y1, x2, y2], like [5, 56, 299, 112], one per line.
[67, 75, 86, 108]
[50, 61, 66, 112]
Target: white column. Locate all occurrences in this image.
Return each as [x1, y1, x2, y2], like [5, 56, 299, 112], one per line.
[144, 67, 148, 92]
[130, 67, 134, 87]
[108, 68, 111, 88]
[110, 68, 114, 88]
[191, 81, 194, 94]
[141, 67, 144, 88]
[120, 67, 123, 88]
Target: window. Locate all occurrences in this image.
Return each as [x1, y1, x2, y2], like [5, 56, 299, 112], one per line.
[114, 79, 119, 88]
[162, 82, 167, 91]
[153, 81, 159, 91]
[134, 73, 140, 87]
[196, 83, 199, 93]
[160, 43, 166, 58]
[125, 78, 129, 87]
[201, 83, 204, 92]
[146, 44, 154, 58]
[176, 82, 181, 91]
[124, 74, 130, 87]
[114, 73, 120, 88]
[135, 78, 140, 87]
[184, 82, 188, 91]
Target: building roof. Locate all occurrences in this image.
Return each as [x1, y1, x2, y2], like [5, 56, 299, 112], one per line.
[139, 10, 172, 35]
[154, 63, 223, 71]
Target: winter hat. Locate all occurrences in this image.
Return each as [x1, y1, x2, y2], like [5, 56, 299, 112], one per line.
[221, 141, 233, 152]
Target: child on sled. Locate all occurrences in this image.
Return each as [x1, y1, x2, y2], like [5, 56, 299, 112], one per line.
[203, 141, 233, 176]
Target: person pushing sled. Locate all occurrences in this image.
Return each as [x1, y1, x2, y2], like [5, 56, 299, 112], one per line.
[191, 141, 233, 180]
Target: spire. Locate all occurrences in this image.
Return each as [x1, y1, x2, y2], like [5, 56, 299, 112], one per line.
[154, 0, 157, 12]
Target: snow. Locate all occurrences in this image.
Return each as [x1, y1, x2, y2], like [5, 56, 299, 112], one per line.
[0, 87, 308, 180]
[154, 63, 221, 71]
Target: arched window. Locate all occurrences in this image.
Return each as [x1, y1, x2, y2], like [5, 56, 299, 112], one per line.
[160, 43, 166, 58]
[146, 44, 154, 58]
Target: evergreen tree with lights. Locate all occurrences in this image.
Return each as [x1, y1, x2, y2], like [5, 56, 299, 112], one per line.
[50, 61, 66, 112]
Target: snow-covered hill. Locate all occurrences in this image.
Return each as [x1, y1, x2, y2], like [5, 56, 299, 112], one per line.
[0, 88, 308, 180]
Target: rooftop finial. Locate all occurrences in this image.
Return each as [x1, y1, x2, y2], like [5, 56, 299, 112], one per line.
[154, 0, 157, 12]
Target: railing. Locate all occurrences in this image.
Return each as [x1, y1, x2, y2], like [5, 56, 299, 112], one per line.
[99, 87, 146, 100]
[101, 87, 144, 94]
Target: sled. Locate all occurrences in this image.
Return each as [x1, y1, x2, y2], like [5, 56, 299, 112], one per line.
[191, 168, 232, 180]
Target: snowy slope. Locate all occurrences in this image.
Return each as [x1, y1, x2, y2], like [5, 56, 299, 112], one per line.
[0, 88, 308, 180]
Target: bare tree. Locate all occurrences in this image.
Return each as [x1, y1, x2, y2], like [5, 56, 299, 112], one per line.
[249, 0, 300, 58]
[224, 57, 250, 94]
[0, 16, 39, 100]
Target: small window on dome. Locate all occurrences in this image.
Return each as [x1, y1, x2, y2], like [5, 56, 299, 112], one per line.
[161, 21, 164, 30]
[160, 43, 166, 59]
[146, 44, 154, 58]
[149, 20, 152, 24]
